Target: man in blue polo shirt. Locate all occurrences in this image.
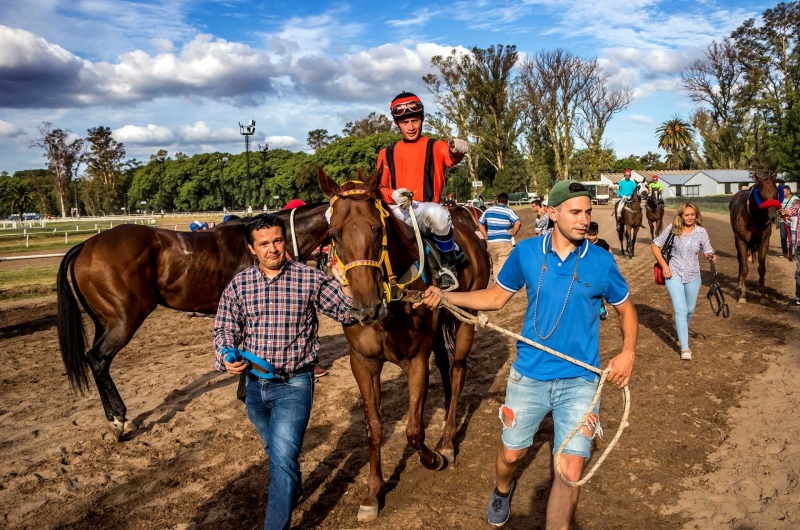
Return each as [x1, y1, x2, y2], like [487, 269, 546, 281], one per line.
[479, 192, 522, 283]
[415, 180, 638, 529]
[615, 169, 638, 232]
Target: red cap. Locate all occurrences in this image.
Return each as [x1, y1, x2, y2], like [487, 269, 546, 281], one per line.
[652, 174, 659, 180]
[284, 199, 306, 210]
[624, 169, 631, 175]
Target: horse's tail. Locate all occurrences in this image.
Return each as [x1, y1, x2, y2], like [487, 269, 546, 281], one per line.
[57, 243, 90, 394]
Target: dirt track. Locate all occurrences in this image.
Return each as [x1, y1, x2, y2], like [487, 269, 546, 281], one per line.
[1, 205, 798, 529]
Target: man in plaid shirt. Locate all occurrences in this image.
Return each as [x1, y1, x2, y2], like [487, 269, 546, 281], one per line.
[781, 201, 800, 306]
[214, 214, 354, 530]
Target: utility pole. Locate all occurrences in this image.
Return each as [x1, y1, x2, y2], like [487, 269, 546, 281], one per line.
[218, 156, 228, 211]
[155, 153, 167, 214]
[239, 120, 256, 211]
[258, 143, 269, 209]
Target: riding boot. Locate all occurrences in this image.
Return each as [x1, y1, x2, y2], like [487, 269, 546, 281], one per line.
[433, 228, 459, 292]
[438, 249, 459, 291]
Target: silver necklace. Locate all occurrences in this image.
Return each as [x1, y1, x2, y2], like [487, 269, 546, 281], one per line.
[532, 238, 582, 341]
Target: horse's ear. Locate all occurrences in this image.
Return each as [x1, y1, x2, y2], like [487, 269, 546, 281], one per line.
[770, 171, 779, 181]
[318, 167, 340, 198]
[364, 166, 383, 197]
[356, 167, 365, 181]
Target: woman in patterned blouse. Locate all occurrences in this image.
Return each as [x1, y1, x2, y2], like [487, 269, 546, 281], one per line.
[651, 202, 717, 360]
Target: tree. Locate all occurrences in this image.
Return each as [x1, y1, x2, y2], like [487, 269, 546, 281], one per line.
[681, 39, 748, 169]
[307, 129, 337, 151]
[612, 154, 645, 173]
[85, 125, 126, 212]
[638, 151, 665, 169]
[465, 44, 522, 172]
[342, 112, 393, 137]
[1, 178, 35, 221]
[576, 75, 632, 179]
[519, 49, 598, 180]
[32, 122, 84, 218]
[424, 49, 482, 187]
[656, 117, 695, 169]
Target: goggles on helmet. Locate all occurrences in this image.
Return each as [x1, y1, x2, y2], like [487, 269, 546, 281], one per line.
[391, 100, 424, 118]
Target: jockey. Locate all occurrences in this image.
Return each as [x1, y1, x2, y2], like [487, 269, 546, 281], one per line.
[615, 169, 638, 231]
[648, 175, 665, 208]
[190, 220, 209, 232]
[375, 91, 469, 291]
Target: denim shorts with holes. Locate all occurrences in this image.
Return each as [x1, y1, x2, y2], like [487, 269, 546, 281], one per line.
[500, 367, 601, 458]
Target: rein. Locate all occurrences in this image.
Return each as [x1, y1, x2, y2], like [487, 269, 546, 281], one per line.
[328, 184, 426, 303]
[397, 290, 631, 488]
[290, 207, 300, 260]
[706, 262, 730, 318]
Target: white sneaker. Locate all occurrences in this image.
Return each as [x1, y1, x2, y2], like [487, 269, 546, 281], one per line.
[680, 349, 692, 360]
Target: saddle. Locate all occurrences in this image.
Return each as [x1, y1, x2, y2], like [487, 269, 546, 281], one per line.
[396, 224, 469, 287]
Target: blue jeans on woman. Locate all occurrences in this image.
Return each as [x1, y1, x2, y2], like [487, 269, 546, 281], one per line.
[245, 371, 314, 530]
[665, 276, 702, 351]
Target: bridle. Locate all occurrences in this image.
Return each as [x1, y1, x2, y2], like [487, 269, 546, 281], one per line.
[328, 184, 423, 303]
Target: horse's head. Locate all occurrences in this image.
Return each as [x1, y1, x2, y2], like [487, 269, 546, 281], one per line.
[649, 187, 661, 204]
[635, 182, 648, 202]
[319, 166, 390, 324]
[752, 170, 781, 222]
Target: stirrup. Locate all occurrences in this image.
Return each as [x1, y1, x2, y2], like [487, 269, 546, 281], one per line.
[438, 267, 459, 292]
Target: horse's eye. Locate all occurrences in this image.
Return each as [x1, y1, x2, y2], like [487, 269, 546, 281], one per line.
[371, 225, 382, 233]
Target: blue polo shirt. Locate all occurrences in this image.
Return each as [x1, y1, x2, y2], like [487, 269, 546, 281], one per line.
[479, 204, 521, 243]
[496, 233, 629, 381]
[617, 179, 637, 198]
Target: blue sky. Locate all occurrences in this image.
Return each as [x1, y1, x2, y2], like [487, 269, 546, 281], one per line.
[0, 0, 767, 173]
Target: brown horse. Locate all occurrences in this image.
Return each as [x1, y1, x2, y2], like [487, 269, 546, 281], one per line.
[616, 183, 648, 259]
[729, 172, 781, 303]
[645, 188, 665, 239]
[319, 168, 490, 522]
[56, 204, 331, 439]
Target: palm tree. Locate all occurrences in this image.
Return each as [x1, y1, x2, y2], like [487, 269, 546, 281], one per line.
[1, 179, 35, 222]
[656, 117, 694, 169]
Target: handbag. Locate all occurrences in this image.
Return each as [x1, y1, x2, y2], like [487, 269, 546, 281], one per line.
[654, 232, 676, 285]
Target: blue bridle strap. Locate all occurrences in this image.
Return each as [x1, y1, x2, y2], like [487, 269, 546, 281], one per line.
[222, 347, 278, 379]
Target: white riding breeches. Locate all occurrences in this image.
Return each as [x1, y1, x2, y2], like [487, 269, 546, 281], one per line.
[389, 201, 452, 236]
[616, 197, 630, 216]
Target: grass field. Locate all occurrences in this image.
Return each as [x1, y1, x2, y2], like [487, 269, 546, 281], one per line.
[0, 265, 60, 301]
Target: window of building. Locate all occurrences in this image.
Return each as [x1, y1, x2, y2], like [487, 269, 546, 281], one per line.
[684, 185, 700, 197]
[725, 183, 732, 194]
[674, 185, 682, 197]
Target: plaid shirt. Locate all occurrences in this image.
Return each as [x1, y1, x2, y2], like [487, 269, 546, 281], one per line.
[787, 201, 800, 247]
[213, 261, 355, 372]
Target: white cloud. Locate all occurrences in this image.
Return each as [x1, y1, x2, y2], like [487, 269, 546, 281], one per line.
[629, 114, 653, 124]
[112, 124, 176, 145]
[387, 9, 437, 27]
[0, 119, 22, 137]
[151, 38, 175, 53]
[179, 121, 239, 143]
[265, 135, 302, 149]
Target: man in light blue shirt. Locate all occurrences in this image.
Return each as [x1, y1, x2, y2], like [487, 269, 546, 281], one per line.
[479, 192, 522, 282]
[615, 169, 638, 231]
[414, 180, 638, 529]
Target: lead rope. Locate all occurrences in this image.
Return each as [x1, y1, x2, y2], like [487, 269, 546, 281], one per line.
[400, 291, 631, 488]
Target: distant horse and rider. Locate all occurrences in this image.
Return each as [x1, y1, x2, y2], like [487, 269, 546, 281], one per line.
[729, 171, 782, 304]
[615, 182, 649, 259]
[645, 184, 665, 240]
[56, 204, 332, 439]
[320, 167, 490, 521]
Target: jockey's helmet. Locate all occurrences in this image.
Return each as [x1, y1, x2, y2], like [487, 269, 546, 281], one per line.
[390, 92, 424, 120]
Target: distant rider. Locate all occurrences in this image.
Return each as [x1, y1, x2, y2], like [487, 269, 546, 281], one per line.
[648, 175, 665, 209]
[375, 91, 469, 291]
[615, 169, 638, 231]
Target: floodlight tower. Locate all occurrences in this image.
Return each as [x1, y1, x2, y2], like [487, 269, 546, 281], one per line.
[239, 120, 256, 210]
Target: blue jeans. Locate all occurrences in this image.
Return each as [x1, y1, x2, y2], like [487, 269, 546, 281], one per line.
[665, 276, 702, 351]
[500, 368, 601, 459]
[245, 372, 314, 530]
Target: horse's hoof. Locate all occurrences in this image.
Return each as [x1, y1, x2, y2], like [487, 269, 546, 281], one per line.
[440, 448, 456, 467]
[108, 417, 126, 441]
[738, 298, 747, 304]
[357, 505, 379, 522]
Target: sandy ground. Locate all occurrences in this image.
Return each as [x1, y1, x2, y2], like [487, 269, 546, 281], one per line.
[0, 205, 798, 529]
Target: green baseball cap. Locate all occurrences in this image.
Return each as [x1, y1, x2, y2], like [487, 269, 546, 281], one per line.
[548, 180, 591, 207]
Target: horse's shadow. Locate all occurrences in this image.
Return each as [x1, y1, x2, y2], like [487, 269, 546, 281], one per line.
[634, 303, 679, 352]
[0, 312, 57, 339]
[125, 371, 237, 440]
